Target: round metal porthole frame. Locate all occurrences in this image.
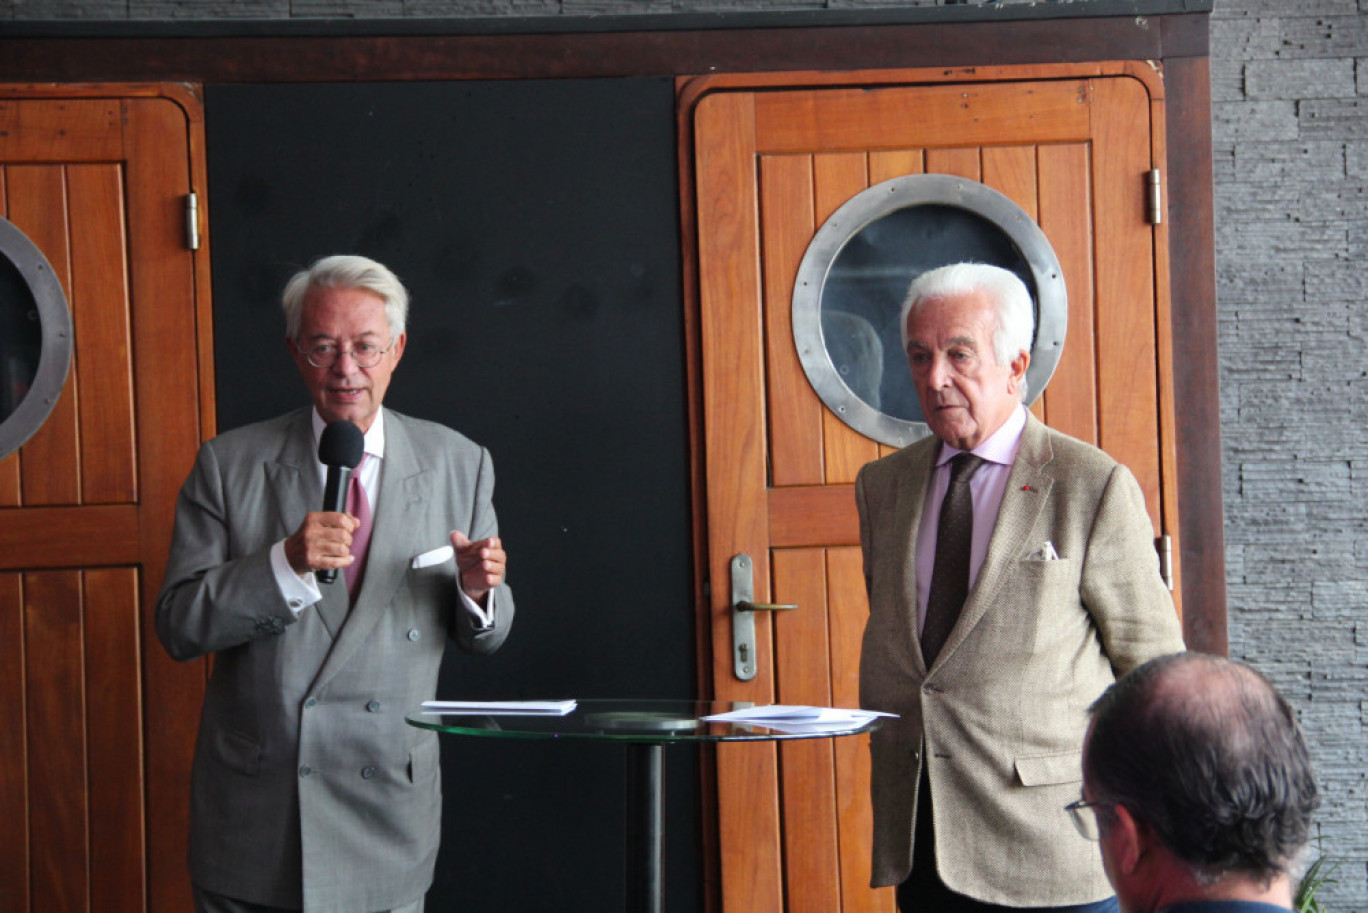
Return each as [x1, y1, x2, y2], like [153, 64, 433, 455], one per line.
[0, 216, 73, 460]
[791, 174, 1067, 449]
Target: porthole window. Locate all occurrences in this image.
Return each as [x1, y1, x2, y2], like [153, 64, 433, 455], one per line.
[791, 174, 1066, 448]
[0, 216, 72, 460]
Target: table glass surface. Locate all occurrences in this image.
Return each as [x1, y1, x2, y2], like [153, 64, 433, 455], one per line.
[406, 699, 881, 744]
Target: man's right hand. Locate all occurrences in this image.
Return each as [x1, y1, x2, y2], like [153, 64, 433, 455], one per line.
[284, 511, 359, 576]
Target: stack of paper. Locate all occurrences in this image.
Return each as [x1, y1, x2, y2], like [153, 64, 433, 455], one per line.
[701, 705, 893, 733]
[420, 699, 577, 716]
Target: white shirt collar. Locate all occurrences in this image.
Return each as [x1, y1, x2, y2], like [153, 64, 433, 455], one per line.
[310, 407, 387, 462]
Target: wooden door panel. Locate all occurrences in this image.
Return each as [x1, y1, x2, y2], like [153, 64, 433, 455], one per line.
[0, 85, 211, 913]
[85, 568, 146, 908]
[825, 547, 891, 913]
[24, 570, 88, 913]
[68, 163, 138, 504]
[763, 154, 823, 488]
[926, 146, 981, 180]
[774, 548, 841, 913]
[694, 66, 1175, 913]
[752, 81, 1091, 153]
[1037, 143, 1098, 444]
[5, 164, 80, 507]
[13, 567, 145, 912]
[0, 99, 122, 161]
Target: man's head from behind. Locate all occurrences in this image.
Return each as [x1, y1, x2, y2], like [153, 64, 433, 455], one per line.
[900, 262, 1034, 451]
[1083, 652, 1319, 912]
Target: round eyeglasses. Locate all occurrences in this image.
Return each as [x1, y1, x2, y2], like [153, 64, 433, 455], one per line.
[297, 340, 392, 369]
[1064, 798, 1114, 841]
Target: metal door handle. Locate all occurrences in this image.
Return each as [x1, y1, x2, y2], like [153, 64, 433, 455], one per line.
[730, 554, 799, 681]
[736, 601, 798, 613]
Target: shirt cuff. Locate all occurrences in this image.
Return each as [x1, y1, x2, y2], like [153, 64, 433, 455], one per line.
[270, 540, 322, 615]
[459, 585, 496, 630]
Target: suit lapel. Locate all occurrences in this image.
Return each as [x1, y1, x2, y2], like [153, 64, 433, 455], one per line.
[263, 412, 355, 638]
[885, 437, 938, 676]
[310, 412, 433, 693]
[931, 415, 1055, 667]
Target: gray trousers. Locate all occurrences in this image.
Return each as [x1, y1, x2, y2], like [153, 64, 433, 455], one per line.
[193, 884, 423, 913]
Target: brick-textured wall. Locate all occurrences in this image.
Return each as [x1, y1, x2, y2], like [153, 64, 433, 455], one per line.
[1213, 2, 1368, 907]
[3, 0, 1364, 907]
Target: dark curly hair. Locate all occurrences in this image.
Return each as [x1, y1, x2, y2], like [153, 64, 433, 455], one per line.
[1084, 652, 1319, 884]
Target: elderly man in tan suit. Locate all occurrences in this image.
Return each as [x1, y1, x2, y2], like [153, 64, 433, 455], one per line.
[856, 262, 1184, 913]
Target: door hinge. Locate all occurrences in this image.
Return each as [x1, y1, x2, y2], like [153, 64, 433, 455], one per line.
[184, 192, 200, 251]
[1156, 534, 1173, 591]
[1145, 169, 1162, 226]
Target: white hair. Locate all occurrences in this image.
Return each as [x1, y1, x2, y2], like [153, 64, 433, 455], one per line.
[899, 262, 1035, 397]
[282, 254, 409, 341]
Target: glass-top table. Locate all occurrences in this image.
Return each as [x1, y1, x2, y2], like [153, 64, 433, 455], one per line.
[407, 699, 881, 912]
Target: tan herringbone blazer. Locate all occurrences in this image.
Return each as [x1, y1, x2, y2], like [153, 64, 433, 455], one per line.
[856, 413, 1184, 905]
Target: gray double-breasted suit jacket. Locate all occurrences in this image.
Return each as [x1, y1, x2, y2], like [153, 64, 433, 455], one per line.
[156, 407, 514, 912]
[856, 413, 1183, 905]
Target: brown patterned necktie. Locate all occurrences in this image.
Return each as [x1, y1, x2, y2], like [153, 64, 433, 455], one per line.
[922, 452, 984, 665]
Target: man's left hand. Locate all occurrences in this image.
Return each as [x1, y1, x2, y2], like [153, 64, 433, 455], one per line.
[452, 530, 505, 606]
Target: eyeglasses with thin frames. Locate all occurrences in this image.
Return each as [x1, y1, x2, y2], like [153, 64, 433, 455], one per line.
[1064, 798, 1114, 841]
[297, 339, 393, 370]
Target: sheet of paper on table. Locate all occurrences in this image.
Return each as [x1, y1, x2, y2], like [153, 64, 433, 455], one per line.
[420, 699, 578, 716]
[700, 704, 894, 733]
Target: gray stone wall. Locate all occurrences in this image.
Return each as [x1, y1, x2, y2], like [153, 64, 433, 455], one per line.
[1213, 2, 1368, 908]
[2, 0, 1365, 907]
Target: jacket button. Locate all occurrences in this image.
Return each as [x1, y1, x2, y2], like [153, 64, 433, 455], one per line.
[407, 629, 421, 642]
[361, 766, 376, 779]
[304, 697, 317, 709]
[299, 765, 312, 778]
[367, 700, 381, 712]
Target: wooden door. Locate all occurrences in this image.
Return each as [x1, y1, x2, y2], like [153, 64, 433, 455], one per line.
[685, 63, 1179, 912]
[0, 85, 213, 913]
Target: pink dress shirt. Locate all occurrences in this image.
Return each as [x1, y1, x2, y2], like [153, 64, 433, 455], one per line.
[914, 404, 1028, 634]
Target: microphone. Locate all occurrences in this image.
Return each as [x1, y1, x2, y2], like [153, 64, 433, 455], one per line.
[317, 419, 364, 584]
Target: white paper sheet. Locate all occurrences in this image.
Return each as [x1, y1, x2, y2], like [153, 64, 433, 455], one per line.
[420, 699, 577, 716]
[700, 704, 893, 732]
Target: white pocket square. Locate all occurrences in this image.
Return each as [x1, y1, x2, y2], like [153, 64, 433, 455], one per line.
[1028, 542, 1060, 561]
[411, 545, 455, 569]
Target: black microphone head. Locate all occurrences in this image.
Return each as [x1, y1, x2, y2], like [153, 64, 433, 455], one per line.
[318, 420, 364, 469]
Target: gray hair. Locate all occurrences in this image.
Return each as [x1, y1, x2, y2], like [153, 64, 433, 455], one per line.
[282, 254, 409, 341]
[899, 262, 1035, 398]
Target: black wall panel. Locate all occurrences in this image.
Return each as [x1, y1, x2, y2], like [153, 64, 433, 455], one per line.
[205, 78, 700, 911]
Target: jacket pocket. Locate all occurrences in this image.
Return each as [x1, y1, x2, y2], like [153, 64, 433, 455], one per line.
[407, 734, 439, 785]
[1014, 749, 1082, 787]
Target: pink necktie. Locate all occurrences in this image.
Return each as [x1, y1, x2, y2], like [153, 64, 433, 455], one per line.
[344, 454, 373, 597]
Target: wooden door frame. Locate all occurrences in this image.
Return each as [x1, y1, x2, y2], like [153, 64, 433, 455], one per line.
[686, 61, 1191, 913]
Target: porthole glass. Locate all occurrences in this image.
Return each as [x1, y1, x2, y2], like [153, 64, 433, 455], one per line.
[792, 174, 1067, 448]
[0, 216, 72, 460]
